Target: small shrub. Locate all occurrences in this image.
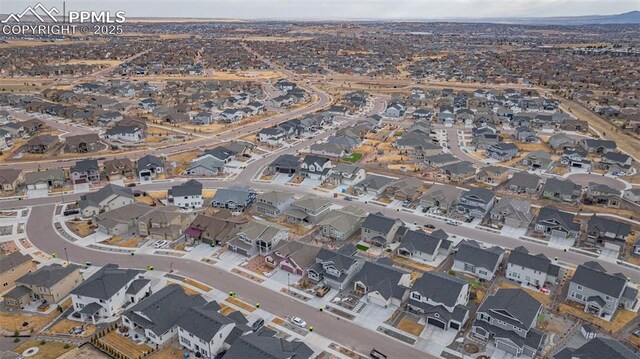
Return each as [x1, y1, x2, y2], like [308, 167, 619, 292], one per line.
[63, 343, 70, 349]
[13, 338, 20, 343]
[447, 269, 456, 276]
[40, 340, 46, 345]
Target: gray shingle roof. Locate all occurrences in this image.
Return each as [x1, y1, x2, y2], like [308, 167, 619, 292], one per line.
[177, 304, 235, 342]
[507, 246, 555, 274]
[412, 271, 467, 307]
[351, 261, 407, 300]
[17, 264, 78, 288]
[169, 179, 202, 197]
[71, 264, 139, 300]
[398, 230, 446, 256]
[0, 252, 31, 274]
[553, 337, 640, 359]
[455, 240, 504, 271]
[571, 262, 627, 298]
[587, 216, 631, 239]
[362, 212, 399, 234]
[478, 288, 541, 331]
[224, 331, 314, 359]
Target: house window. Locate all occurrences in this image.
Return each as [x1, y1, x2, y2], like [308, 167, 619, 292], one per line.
[577, 285, 583, 291]
[411, 292, 421, 301]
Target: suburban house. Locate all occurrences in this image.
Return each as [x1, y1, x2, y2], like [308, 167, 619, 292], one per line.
[486, 143, 519, 161]
[122, 284, 207, 347]
[352, 175, 395, 197]
[452, 240, 504, 280]
[78, 184, 134, 217]
[94, 203, 154, 236]
[440, 161, 477, 182]
[285, 195, 331, 224]
[361, 213, 404, 247]
[506, 172, 541, 195]
[548, 133, 576, 151]
[506, 246, 560, 289]
[299, 155, 332, 181]
[227, 221, 289, 257]
[64, 134, 101, 153]
[267, 154, 301, 175]
[326, 163, 366, 186]
[520, 151, 553, 171]
[184, 157, 225, 177]
[420, 184, 463, 214]
[542, 177, 582, 202]
[168, 179, 203, 209]
[579, 139, 617, 155]
[255, 190, 295, 217]
[0, 252, 36, 294]
[472, 288, 545, 358]
[105, 125, 146, 143]
[223, 331, 314, 359]
[211, 186, 255, 212]
[475, 166, 510, 185]
[137, 206, 189, 241]
[5, 264, 83, 309]
[103, 158, 136, 181]
[407, 271, 470, 331]
[318, 206, 367, 241]
[586, 215, 631, 247]
[489, 198, 534, 228]
[258, 127, 287, 145]
[455, 187, 496, 218]
[552, 337, 640, 359]
[265, 241, 321, 276]
[396, 229, 452, 263]
[566, 261, 638, 321]
[584, 182, 621, 208]
[70, 159, 101, 184]
[600, 152, 633, 174]
[384, 177, 426, 202]
[71, 264, 149, 324]
[352, 259, 410, 308]
[137, 155, 164, 181]
[0, 168, 23, 192]
[26, 134, 58, 154]
[534, 206, 580, 239]
[308, 244, 363, 290]
[185, 210, 248, 246]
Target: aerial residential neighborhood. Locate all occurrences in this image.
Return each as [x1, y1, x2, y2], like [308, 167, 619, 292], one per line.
[0, 2, 639, 359]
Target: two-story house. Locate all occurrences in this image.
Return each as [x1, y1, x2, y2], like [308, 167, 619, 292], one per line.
[396, 229, 452, 263]
[361, 213, 404, 247]
[542, 177, 582, 203]
[137, 155, 164, 181]
[506, 246, 560, 289]
[4, 264, 83, 309]
[71, 264, 148, 324]
[211, 186, 256, 212]
[420, 184, 463, 214]
[566, 261, 638, 321]
[227, 221, 289, 258]
[352, 259, 410, 308]
[255, 191, 295, 217]
[452, 240, 504, 280]
[168, 180, 203, 209]
[70, 159, 101, 184]
[408, 271, 470, 331]
[534, 206, 580, 240]
[78, 184, 134, 217]
[586, 215, 631, 247]
[299, 155, 332, 181]
[317, 206, 367, 241]
[285, 195, 331, 224]
[472, 288, 545, 358]
[307, 244, 363, 290]
[455, 187, 496, 218]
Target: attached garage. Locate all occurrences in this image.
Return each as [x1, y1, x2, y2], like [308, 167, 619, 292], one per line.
[496, 339, 520, 356]
[449, 322, 460, 330]
[427, 317, 446, 330]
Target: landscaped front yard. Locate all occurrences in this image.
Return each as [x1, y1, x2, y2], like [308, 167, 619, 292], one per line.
[342, 152, 363, 163]
[396, 316, 425, 336]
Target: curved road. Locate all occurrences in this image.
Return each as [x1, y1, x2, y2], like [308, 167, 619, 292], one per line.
[26, 205, 431, 359]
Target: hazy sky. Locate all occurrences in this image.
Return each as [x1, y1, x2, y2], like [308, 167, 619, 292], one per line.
[1, 0, 638, 19]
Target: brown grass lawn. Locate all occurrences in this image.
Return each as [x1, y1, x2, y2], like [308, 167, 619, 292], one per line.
[58, 344, 110, 359]
[184, 279, 213, 292]
[148, 191, 168, 200]
[203, 189, 217, 198]
[47, 319, 95, 337]
[178, 284, 200, 296]
[134, 196, 155, 205]
[0, 298, 70, 333]
[13, 340, 75, 359]
[65, 220, 95, 238]
[226, 297, 256, 312]
[392, 255, 434, 272]
[100, 331, 151, 359]
[147, 345, 184, 359]
[396, 317, 425, 336]
[558, 303, 636, 333]
[167, 150, 199, 164]
[220, 306, 236, 316]
[627, 334, 640, 348]
[118, 237, 142, 248]
[272, 317, 285, 325]
[103, 235, 123, 245]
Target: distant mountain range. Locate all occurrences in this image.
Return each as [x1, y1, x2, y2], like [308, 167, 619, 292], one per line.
[433, 11, 640, 25]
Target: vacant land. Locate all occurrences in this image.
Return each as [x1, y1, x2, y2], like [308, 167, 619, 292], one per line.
[558, 303, 636, 333]
[13, 340, 75, 359]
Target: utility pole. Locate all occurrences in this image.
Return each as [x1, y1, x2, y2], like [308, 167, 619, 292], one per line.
[287, 273, 290, 293]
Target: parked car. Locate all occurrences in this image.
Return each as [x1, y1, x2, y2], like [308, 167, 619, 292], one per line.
[251, 318, 265, 332]
[290, 316, 307, 328]
[423, 224, 435, 229]
[370, 349, 387, 359]
[315, 285, 330, 298]
[633, 329, 640, 338]
[63, 209, 80, 216]
[446, 219, 458, 226]
[126, 183, 137, 187]
[421, 206, 429, 213]
[154, 240, 168, 248]
[344, 196, 353, 201]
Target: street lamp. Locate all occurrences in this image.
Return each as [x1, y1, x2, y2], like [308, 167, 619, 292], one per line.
[287, 273, 290, 293]
[63, 247, 69, 265]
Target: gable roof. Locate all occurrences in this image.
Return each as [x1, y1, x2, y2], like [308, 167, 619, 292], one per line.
[554, 337, 640, 359]
[412, 271, 467, 307]
[71, 264, 139, 300]
[454, 240, 504, 271]
[224, 331, 314, 359]
[17, 264, 79, 288]
[0, 252, 32, 274]
[176, 302, 235, 342]
[169, 179, 203, 197]
[352, 260, 407, 300]
[587, 216, 631, 238]
[507, 172, 540, 189]
[507, 246, 558, 276]
[399, 229, 448, 256]
[362, 212, 399, 234]
[571, 262, 627, 298]
[478, 288, 541, 331]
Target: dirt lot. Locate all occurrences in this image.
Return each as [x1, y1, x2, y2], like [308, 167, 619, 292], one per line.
[226, 296, 256, 312]
[184, 278, 213, 292]
[13, 340, 75, 359]
[58, 344, 109, 359]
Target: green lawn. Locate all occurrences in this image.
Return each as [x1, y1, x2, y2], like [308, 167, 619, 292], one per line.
[342, 152, 363, 163]
[355, 244, 369, 252]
